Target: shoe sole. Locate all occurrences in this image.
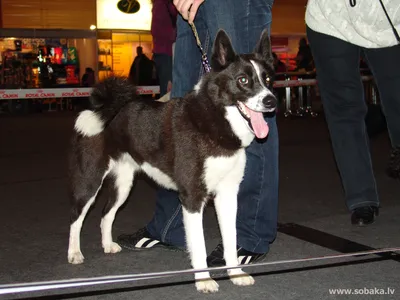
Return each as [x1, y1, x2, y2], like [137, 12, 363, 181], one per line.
[351, 211, 379, 227]
[353, 218, 376, 226]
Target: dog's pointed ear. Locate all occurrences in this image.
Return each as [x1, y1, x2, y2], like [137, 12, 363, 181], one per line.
[254, 29, 273, 65]
[211, 30, 236, 71]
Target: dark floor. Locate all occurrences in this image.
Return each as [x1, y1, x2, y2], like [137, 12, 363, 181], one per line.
[0, 111, 399, 300]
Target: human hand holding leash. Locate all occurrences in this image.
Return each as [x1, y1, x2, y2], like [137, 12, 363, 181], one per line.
[173, 0, 205, 24]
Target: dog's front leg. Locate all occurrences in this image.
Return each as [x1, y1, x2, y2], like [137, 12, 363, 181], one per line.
[182, 203, 219, 293]
[214, 190, 255, 286]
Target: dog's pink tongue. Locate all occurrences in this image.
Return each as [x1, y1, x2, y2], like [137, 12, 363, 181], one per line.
[249, 110, 269, 139]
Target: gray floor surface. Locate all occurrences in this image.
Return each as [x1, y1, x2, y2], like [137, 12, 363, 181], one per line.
[0, 112, 399, 300]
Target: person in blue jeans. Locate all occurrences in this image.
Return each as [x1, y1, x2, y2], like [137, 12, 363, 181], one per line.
[118, 0, 279, 266]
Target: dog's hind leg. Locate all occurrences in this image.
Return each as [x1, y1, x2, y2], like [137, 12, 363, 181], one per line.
[68, 165, 110, 264]
[100, 153, 137, 254]
[182, 199, 219, 293]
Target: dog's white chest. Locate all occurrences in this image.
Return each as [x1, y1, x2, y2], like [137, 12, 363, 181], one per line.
[203, 150, 246, 193]
[224, 107, 255, 147]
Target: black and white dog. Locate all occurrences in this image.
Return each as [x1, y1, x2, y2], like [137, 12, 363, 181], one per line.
[67, 29, 276, 293]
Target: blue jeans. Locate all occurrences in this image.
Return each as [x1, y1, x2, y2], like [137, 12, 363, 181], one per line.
[307, 27, 400, 211]
[146, 0, 278, 254]
[153, 53, 173, 97]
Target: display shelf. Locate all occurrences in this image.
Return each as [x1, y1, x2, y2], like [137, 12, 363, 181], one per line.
[97, 39, 113, 80]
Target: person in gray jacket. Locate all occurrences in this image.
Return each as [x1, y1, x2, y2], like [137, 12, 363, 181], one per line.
[306, 0, 400, 225]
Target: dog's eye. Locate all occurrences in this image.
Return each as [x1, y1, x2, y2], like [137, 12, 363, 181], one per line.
[238, 76, 248, 85]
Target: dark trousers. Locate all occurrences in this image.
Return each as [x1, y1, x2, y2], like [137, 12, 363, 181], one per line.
[153, 53, 173, 97]
[307, 26, 400, 211]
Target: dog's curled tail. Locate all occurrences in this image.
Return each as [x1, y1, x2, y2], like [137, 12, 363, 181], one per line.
[74, 77, 137, 137]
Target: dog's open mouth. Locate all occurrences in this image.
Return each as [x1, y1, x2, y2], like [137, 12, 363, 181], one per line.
[237, 102, 269, 139]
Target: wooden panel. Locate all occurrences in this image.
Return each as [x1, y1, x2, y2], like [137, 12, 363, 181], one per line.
[271, 2, 307, 35]
[1, 0, 41, 28]
[0, 0, 2, 27]
[1, 0, 307, 33]
[275, 0, 307, 5]
[1, 0, 96, 29]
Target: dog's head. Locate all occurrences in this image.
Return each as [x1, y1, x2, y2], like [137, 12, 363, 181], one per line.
[208, 29, 277, 139]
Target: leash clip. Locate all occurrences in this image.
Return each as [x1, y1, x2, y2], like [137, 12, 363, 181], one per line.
[190, 23, 212, 73]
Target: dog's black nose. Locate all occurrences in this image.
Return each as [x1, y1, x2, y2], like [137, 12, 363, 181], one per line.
[263, 94, 277, 109]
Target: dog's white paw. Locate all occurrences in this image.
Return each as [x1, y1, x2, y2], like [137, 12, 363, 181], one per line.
[196, 278, 219, 293]
[230, 272, 255, 286]
[68, 251, 84, 264]
[103, 242, 122, 254]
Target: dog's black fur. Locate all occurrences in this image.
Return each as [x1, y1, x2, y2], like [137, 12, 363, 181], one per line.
[69, 30, 275, 216]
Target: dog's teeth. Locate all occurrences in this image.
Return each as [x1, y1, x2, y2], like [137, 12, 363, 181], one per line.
[238, 102, 250, 118]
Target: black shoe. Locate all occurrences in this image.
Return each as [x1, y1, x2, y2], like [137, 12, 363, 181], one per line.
[386, 147, 400, 179]
[351, 206, 379, 226]
[207, 242, 267, 268]
[117, 227, 184, 251]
